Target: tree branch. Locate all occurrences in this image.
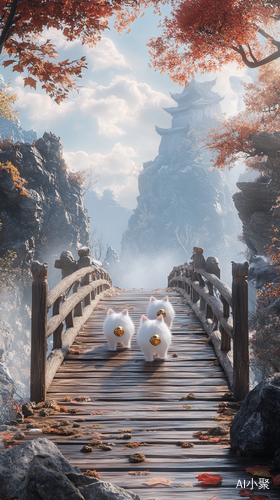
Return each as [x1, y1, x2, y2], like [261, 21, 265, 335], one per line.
[232, 44, 280, 68]
[0, 0, 20, 55]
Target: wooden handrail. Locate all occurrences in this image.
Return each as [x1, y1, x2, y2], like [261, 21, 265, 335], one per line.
[47, 266, 109, 309]
[30, 260, 112, 403]
[168, 247, 249, 401]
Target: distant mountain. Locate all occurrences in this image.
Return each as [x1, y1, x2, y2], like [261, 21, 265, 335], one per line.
[84, 188, 131, 257]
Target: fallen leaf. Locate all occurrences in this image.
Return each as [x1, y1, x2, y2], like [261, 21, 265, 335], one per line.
[91, 410, 107, 415]
[128, 471, 150, 475]
[99, 444, 112, 451]
[197, 473, 222, 486]
[179, 393, 195, 400]
[129, 452, 145, 463]
[272, 474, 280, 485]
[144, 478, 174, 486]
[172, 353, 178, 357]
[75, 396, 90, 402]
[69, 349, 81, 355]
[239, 490, 253, 497]
[245, 466, 271, 476]
[181, 405, 191, 409]
[124, 442, 142, 449]
[83, 470, 99, 478]
[62, 397, 73, 402]
[176, 441, 194, 448]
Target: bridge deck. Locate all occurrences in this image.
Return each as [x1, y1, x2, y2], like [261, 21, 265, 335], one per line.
[33, 289, 277, 498]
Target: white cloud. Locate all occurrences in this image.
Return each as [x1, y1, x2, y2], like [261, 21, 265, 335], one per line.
[64, 143, 139, 209]
[86, 38, 129, 72]
[12, 73, 173, 142]
[212, 63, 253, 116]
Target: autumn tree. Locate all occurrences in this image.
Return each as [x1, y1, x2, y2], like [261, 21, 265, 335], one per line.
[147, 0, 280, 84]
[205, 61, 280, 178]
[0, 0, 136, 103]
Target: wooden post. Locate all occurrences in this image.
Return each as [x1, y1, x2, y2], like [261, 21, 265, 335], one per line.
[73, 280, 83, 317]
[232, 261, 249, 401]
[220, 295, 231, 351]
[53, 297, 63, 349]
[30, 261, 48, 403]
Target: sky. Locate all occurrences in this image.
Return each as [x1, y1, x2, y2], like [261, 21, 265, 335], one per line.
[0, 5, 252, 210]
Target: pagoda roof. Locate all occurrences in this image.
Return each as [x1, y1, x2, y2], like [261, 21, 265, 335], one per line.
[169, 78, 223, 107]
[155, 123, 190, 136]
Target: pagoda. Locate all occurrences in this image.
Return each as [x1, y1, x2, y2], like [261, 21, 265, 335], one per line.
[156, 79, 223, 159]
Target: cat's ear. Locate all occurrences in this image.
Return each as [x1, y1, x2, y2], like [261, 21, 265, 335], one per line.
[121, 309, 128, 315]
[164, 296, 169, 301]
[108, 309, 114, 315]
[141, 315, 148, 322]
[157, 314, 163, 321]
[150, 296, 155, 302]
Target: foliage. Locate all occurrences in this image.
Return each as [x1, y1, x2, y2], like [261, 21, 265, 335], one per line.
[146, 0, 280, 84]
[0, 82, 18, 121]
[0, 160, 29, 195]
[205, 61, 280, 176]
[0, 0, 136, 103]
[0, 247, 30, 290]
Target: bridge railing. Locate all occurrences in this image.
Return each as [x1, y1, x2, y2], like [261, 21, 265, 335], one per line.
[30, 261, 112, 403]
[168, 247, 249, 401]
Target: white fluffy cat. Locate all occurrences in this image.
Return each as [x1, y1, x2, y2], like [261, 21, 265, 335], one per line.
[103, 309, 135, 351]
[137, 315, 172, 361]
[146, 296, 175, 328]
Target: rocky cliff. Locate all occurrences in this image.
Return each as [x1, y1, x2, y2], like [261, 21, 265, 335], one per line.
[121, 79, 243, 286]
[0, 131, 90, 275]
[0, 131, 90, 404]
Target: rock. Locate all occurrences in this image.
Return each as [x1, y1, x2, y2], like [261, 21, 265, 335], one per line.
[67, 472, 141, 500]
[230, 374, 280, 457]
[22, 402, 34, 418]
[0, 437, 80, 498]
[0, 366, 17, 424]
[19, 455, 84, 500]
[274, 449, 280, 469]
[233, 180, 278, 255]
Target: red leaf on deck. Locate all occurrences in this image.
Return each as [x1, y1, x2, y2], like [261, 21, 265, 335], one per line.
[272, 474, 280, 485]
[197, 473, 222, 486]
[245, 466, 271, 475]
[239, 490, 254, 497]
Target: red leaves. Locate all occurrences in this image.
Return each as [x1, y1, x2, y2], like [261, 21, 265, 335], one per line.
[272, 474, 280, 485]
[197, 473, 222, 486]
[23, 76, 37, 89]
[245, 466, 271, 477]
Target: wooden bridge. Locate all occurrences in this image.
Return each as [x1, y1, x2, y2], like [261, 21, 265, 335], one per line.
[24, 247, 279, 499]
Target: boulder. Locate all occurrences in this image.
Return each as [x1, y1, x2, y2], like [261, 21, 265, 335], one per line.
[0, 437, 140, 500]
[67, 473, 140, 500]
[230, 374, 280, 457]
[0, 437, 80, 498]
[19, 455, 84, 500]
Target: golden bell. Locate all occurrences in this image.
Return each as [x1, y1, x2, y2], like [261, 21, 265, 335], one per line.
[149, 334, 161, 346]
[157, 308, 166, 318]
[114, 326, 125, 337]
